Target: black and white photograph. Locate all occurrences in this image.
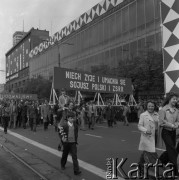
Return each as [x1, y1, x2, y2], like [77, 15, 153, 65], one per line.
[0, 0, 179, 179]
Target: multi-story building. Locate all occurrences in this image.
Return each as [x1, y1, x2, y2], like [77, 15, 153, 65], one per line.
[0, 84, 5, 93]
[13, 31, 27, 46]
[29, 0, 161, 81]
[5, 28, 49, 93]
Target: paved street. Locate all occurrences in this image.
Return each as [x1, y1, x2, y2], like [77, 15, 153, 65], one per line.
[0, 143, 42, 180]
[0, 122, 177, 180]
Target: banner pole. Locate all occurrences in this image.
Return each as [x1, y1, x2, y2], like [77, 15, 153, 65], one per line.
[93, 92, 97, 102]
[49, 82, 53, 105]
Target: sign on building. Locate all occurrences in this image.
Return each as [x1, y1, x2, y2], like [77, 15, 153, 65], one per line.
[0, 93, 37, 100]
[54, 67, 133, 94]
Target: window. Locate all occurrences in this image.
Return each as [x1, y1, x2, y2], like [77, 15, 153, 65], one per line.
[110, 48, 116, 67]
[129, 2, 137, 31]
[137, 0, 145, 27]
[123, 44, 129, 61]
[146, 35, 155, 50]
[116, 46, 122, 62]
[130, 41, 137, 59]
[138, 38, 146, 56]
[103, 16, 111, 44]
[154, 0, 160, 19]
[122, 7, 129, 33]
[145, 0, 154, 23]
[116, 10, 122, 40]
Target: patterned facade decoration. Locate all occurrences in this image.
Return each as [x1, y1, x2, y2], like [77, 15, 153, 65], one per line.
[29, 0, 124, 58]
[161, 0, 179, 93]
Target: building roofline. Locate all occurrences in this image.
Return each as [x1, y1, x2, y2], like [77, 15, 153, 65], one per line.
[13, 31, 27, 37]
[6, 27, 35, 56]
[29, 0, 134, 58]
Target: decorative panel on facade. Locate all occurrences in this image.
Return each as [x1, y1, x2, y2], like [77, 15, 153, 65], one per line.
[29, 0, 125, 58]
[161, 0, 179, 93]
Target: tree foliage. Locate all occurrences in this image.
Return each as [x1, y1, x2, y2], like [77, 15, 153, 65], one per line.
[23, 76, 52, 99]
[91, 50, 164, 92]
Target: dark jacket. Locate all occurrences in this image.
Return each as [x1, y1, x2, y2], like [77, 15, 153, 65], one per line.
[58, 120, 78, 143]
[21, 104, 27, 117]
[2, 106, 10, 117]
[27, 105, 38, 119]
[105, 106, 115, 120]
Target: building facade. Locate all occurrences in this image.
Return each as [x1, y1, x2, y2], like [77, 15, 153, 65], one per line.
[5, 28, 49, 93]
[29, 0, 161, 81]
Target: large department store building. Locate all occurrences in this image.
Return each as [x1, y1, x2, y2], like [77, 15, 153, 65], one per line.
[29, 0, 161, 82]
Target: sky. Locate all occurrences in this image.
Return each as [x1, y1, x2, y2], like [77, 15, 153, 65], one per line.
[0, 0, 101, 84]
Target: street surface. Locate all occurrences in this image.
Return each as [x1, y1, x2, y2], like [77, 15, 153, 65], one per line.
[0, 143, 41, 180]
[0, 122, 178, 180]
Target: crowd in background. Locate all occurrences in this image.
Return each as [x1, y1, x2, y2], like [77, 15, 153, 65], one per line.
[1, 91, 179, 176]
[0, 91, 170, 135]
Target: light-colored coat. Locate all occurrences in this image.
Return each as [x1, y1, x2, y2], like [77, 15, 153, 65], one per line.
[58, 95, 69, 108]
[138, 111, 159, 152]
[157, 105, 179, 150]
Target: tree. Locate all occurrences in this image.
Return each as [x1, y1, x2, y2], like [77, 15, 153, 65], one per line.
[23, 76, 52, 99]
[90, 50, 164, 93]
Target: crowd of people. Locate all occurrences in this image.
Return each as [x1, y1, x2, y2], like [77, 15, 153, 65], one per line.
[0, 89, 179, 176]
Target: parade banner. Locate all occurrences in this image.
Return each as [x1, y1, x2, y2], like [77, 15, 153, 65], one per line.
[161, 0, 179, 93]
[54, 67, 133, 94]
[0, 93, 38, 100]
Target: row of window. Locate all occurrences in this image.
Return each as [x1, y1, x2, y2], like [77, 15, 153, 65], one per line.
[63, 32, 162, 70]
[60, 0, 160, 60]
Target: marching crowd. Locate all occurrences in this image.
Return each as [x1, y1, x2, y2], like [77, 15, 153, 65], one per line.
[0, 89, 179, 176]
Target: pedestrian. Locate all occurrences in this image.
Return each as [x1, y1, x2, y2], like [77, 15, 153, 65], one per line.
[27, 101, 38, 132]
[138, 100, 159, 176]
[87, 101, 96, 130]
[59, 104, 81, 175]
[96, 106, 103, 124]
[52, 103, 58, 132]
[1, 102, 10, 134]
[41, 100, 50, 131]
[105, 102, 115, 127]
[16, 101, 22, 128]
[9, 100, 14, 128]
[123, 102, 130, 126]
[79, 103, 86, 131]
[158, 92, 179, 177]
[11, 101, 18, 129]
[21, 101, 28, 129]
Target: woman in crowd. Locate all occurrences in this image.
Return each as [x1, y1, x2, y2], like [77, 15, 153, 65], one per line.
[138, 100, 159, 175]
[158, 92, 179, 177]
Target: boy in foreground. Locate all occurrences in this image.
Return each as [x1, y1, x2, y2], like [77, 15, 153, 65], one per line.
[59, 109, 81, 175]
